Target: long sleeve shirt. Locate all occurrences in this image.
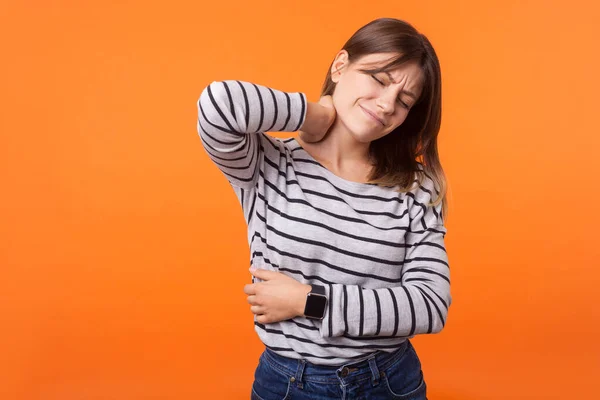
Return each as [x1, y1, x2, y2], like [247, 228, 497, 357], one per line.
[196, 79, 451, 366]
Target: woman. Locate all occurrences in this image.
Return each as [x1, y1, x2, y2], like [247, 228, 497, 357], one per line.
[197, 17, 450, 400]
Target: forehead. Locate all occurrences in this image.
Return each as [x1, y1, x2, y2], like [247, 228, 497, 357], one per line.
[353, 53, 423, 82]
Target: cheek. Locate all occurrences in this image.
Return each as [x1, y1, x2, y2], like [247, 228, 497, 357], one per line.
[333, 85, 368, 110]
[331, 80, 381, 126]
[389, 115, 408, 131]
[331, 89, 354, 118]
[395, 112, 409, 124]
[333, 97, 361, 126]
[333, 77, 368, 103]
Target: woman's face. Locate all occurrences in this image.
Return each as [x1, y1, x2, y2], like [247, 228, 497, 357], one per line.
[330, 51, 424, 143]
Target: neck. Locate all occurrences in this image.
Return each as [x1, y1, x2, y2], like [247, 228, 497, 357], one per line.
[313, 119, 371, 170]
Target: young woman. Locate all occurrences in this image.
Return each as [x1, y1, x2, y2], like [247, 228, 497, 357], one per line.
[197, 17, 451, 400]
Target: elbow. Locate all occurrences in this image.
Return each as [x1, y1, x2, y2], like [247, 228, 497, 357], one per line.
[431, 303, 450, 334]
[198, 80, 222, 108]
[431, 315, 447, 334]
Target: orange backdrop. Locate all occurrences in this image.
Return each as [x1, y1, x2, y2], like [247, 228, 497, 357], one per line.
[1, 1, 599, 399]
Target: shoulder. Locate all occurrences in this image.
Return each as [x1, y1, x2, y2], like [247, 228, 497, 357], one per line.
[257, 133, 296, 160]
[406, 163, 444, 226]
[407, 163, 440, 204]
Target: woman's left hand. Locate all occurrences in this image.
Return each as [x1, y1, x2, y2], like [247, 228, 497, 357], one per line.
[244, 268, 311, 324]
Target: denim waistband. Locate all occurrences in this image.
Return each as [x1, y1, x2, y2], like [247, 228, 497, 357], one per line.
[263, 340, 411, 386]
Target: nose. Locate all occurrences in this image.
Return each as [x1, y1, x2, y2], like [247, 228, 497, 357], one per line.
[375, 90, 396, 115]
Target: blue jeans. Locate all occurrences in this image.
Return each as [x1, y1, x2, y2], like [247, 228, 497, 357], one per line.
[251, 340, 427, 400]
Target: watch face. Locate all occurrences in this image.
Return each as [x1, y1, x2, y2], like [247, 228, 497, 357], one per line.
[306, 294, 327, 318]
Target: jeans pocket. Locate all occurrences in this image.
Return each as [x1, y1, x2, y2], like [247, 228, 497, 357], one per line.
[382, 370, 426, 399]
[251, 353, 293, 400]
[380, 344, 427, 399]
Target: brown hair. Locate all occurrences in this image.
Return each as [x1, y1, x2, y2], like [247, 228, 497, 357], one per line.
[321, 18, 448, 219]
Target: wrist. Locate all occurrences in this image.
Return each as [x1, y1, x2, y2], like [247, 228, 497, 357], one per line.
[302, 284, 328, 320]
[297, 284, 312, 317]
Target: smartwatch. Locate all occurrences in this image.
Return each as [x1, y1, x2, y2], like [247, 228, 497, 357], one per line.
[303, 284, 328, 320]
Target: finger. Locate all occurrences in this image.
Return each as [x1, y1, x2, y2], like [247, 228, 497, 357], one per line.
[249, 268, 278, 281]
[250, 305, 264, 315]
[243, 283, 257, 295]
[256, 314, 270, 324]
[318, 95, 334, 108]
[247, 295, 258, 305]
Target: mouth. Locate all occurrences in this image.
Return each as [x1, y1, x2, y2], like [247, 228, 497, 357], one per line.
[359, 105, 385, 126]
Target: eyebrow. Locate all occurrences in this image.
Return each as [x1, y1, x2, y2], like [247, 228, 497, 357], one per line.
[384, 71, 418, 100]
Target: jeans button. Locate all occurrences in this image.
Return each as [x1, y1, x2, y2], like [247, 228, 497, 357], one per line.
[341, 367, 349, 377]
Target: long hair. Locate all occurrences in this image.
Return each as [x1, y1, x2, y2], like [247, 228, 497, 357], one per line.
[321, 18, 448, 218]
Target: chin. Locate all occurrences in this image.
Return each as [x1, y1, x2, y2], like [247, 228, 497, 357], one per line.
[349, 123, 390, 143]
[344, 131, 383, 145]
[346, 113, 392, 142]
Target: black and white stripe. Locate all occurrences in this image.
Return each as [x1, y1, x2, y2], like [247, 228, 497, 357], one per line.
[197, 80, 451, 366]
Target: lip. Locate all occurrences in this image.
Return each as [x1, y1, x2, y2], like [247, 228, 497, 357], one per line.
[360, 105, 385, 126]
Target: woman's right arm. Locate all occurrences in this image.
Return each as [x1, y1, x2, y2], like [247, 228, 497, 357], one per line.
[197, 80, 332, 189]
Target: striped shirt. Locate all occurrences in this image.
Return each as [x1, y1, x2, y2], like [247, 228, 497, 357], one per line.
[196, 80, 451, 366]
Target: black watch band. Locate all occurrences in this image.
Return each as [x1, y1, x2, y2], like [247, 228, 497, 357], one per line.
[304, 284, 327, 320]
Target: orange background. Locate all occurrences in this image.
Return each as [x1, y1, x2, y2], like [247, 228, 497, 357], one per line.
[1, 1, 599, 399]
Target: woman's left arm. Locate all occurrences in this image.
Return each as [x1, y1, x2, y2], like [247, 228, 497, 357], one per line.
[245, 198, 450, 338]
[244, 177, 451, 338]
[320, 199, 451, 338]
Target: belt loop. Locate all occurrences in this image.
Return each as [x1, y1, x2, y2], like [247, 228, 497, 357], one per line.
[368, 357, 380, 387]
[293, 359, 306, 389]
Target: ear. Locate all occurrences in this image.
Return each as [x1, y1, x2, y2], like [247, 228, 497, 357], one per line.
[330, 50, 349, 83]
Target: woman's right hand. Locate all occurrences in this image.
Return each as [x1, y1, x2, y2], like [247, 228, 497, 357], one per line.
[298, 95, 336, 143]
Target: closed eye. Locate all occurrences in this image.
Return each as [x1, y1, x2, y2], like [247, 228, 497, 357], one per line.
[371, 74, 410, 109]
[371, 74, 384, 85]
